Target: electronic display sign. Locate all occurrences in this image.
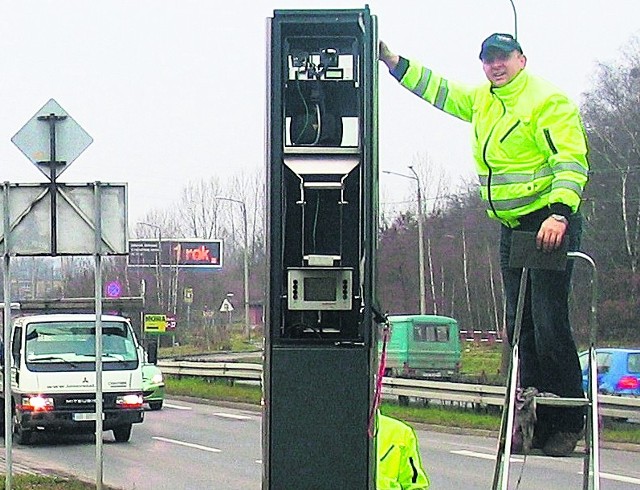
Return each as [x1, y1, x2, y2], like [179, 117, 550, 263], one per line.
[128, 240, 161, 266]
[128, 239, 223, 269]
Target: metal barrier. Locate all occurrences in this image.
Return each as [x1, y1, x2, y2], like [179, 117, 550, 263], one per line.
[159, 361, 262, 381]
[158, 360, 640, 419]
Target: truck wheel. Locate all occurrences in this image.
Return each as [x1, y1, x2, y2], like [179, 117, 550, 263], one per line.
[149, 401, 163, 411]
[12, 415, 32, 445]
[113, 424, 132, 442]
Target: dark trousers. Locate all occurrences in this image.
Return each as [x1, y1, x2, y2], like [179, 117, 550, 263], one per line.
[500, 210, 585, 434]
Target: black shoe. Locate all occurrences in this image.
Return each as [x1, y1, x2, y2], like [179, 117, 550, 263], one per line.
[542, 431, 583, 457]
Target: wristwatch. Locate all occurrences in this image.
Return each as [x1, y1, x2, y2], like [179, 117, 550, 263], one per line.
[549, 214, 568, 225]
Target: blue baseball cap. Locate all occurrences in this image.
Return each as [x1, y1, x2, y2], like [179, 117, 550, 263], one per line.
[479, 33, 523, 60]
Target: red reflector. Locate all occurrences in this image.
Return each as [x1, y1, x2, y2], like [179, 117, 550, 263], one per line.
[616, 376, 639, 390]
[119, 402, 143, 409]
[17, 404, 53, 412]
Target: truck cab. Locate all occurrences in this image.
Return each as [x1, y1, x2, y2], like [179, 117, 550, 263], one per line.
[0, 313, 145, 444]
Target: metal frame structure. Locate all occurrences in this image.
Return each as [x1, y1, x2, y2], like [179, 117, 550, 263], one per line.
[492, 248, 600, 490]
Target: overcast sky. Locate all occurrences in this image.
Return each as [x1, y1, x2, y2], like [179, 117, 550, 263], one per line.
[1, 1, 638, 225]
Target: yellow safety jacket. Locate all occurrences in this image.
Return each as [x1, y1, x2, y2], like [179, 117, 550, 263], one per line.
[391, 59, 589, 227]
[377, 413, 430, 490]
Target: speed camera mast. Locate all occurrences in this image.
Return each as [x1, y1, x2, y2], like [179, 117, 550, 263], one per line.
[265, 7, 379, 489]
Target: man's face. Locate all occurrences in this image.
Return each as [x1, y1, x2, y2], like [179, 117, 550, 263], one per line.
[482, 50, 526, 87]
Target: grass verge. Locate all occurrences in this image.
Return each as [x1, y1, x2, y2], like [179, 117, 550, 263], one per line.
[166, 376, 262, 405]
[0, 474, 119, 489]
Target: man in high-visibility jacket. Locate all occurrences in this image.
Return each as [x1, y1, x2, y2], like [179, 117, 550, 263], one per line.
[376, 412, 430, 489]
[379, 33, 589, 457]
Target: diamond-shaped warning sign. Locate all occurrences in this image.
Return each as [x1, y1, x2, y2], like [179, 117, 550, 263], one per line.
[11, 99, 93, 180]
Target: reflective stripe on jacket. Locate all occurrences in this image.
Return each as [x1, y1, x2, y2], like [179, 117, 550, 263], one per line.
[392, 59, 589, 227]
[377, 413, 430, 490]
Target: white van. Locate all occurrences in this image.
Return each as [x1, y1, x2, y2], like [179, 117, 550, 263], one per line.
[0, 313, 145, 444]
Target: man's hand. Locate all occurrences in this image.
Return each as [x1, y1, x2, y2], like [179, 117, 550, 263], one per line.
[379, 41, 399, 70]
[536, 216, 567, 252]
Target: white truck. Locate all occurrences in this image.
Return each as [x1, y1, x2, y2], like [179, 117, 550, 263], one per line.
[0, 313, 145, 444]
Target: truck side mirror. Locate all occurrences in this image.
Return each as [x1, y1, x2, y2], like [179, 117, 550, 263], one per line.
[147, 340, 158, 364]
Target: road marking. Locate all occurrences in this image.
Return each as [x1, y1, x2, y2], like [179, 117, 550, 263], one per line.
[594, 472, 640, 485]
[453, 450, 640, 485]
[163, 403, 192, 410]
[153, 436, 221, 453]
[213, 412, 252, 420]
[451, 450, 517, 461]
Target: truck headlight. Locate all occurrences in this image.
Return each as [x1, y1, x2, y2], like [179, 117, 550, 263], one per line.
[20, 395, 54, 412]
[115, 394, 143, 409]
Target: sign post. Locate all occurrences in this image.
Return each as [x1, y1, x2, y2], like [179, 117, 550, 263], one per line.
[220, 297, 234, 326]
[184, 288, 193, 333]
[11, 99, 94, 255]
[3, 98, 125, 490]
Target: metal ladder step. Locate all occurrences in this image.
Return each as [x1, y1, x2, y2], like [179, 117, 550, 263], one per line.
[535, 396, 591, 408]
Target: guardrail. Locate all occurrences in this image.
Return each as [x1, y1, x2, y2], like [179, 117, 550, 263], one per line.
[159, 361, 262, 381]
[158, 360, 640, 419]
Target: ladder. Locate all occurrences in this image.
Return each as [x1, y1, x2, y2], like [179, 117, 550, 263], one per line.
[492, 232, 600, 490]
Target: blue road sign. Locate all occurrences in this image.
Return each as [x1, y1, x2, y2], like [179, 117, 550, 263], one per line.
[105, 280, 122, 298]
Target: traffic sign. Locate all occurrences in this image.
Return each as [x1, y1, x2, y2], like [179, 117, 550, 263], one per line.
[11, 99, 93, 180]
[220, 298, 234, 312]
[166, 315, 177, 331]
[184, 287, 193, 304]
[105, 281, 122, 298]
[127, 239, 161, 266]
[144, 314, 167, 333]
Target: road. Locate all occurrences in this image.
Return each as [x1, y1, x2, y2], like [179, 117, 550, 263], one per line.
[4, 398, 640, 489]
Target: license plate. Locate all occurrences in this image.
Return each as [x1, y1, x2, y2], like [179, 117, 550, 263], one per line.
[73, 412, 98, 421]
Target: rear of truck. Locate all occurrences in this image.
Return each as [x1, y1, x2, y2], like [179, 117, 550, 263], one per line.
[2, 314, 145, 444]
[381, 315, 462, 379]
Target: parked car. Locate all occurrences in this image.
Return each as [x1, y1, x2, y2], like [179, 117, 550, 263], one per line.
[142, 362, 165, 410]
[578, 348, 640, 396]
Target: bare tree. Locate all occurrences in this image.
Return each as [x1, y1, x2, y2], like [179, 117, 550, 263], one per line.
[582, 36, 640, 300]
[176, 178, 224, 239]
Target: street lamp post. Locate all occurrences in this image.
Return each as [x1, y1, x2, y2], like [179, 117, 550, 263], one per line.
[382, 167, 427, 314]
[216, 196, 251, 341]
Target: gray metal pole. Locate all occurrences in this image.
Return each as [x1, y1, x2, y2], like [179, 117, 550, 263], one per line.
[382, 169, 427, 314]
[3, 182, 13, 490]
[241, 202, 250, 340]
[94, 183, 104, 490]
[216, 197, 250, 339]
[409, 166, 427, 314]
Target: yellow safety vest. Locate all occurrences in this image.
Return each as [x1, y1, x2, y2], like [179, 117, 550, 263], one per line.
[393, 60, 589, 227]
[377, 413, 430, 490]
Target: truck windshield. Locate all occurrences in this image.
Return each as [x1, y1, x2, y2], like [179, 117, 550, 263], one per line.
[25, 321, 138, 363]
